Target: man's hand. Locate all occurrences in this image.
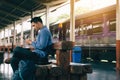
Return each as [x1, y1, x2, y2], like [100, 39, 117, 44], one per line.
[25, 39, 32, 45]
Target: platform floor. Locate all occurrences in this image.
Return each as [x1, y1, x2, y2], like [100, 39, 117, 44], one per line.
[0, 52, 119, 80]
[0, 63, 13, 80]
[87, 62, 120, 80]
[0, 62, 119, 80]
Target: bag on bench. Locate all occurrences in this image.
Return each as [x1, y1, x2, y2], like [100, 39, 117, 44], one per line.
[42, 43, 56, 57]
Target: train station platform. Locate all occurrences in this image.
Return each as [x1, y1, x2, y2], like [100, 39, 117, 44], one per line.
[0, 42, 120, 80]
[0, 35, 118, 80]
[0, 0, 120, 80]
[0, 61, 118, 80]
[87, 62, 118, 80]
[0, 43, 119, 80]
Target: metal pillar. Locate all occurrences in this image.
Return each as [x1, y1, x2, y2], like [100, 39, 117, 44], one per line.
[103, 14, 109, 46]
[46, 5, 50, 29]
[0, 30, 1, 46]
[80, 20, 84, 46]
[7, 27, 10, 46]
[13, 22, 16, 45]
[116, 0, 120, 70]
[70, 0, 75, 42]
[20, 19, 24, 46]
[31, 12, 34, 41]
[3, 28, 5, 46]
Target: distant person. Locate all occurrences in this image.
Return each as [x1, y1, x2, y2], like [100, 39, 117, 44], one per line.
[10, 17, 53, 80]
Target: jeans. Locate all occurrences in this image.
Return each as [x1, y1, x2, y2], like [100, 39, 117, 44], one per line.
[11, 60, 36, 80]
[10, 46, 38, 73]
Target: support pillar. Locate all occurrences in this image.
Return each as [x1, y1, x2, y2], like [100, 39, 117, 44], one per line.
[20, 19, 24, 46]
[0, 30, 1, 46]
[13, 22, 16, 46]
[3, 28, 5, 51]
[46, 5, 50, 29]
[102, 14, 109, 46]
[116, 0, 120, 70]
[4, 28, 7, 46]
[70, 0, 75, 42]
[7, 27, 10, 46]
[31, 12, 34, 41]
[80, 20, 84, 46]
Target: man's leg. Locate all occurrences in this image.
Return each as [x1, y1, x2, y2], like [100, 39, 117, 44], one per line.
[11, 57, 20, 73]
[13, 46, 38, 60]
[18, 60, 36, 80]
[10, 46, 38, 72]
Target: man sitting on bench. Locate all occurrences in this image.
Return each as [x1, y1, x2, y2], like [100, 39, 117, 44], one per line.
[10, 17, 53, 80]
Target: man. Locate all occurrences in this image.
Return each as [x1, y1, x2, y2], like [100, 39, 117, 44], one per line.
[10, 17, 53, 79]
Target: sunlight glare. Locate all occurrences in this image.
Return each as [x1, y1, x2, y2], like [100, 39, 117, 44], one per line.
[77, 0, 116, 10]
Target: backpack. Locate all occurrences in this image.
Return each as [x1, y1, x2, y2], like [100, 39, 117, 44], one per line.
[42, 43, 56, 57]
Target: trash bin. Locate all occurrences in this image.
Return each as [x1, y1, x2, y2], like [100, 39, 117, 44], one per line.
[72, 46, 82, 63]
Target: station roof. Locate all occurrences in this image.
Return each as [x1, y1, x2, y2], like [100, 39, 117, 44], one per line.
[0, 0, 68, 29]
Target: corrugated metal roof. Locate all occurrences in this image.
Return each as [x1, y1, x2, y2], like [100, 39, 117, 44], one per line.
[0, 0, 67, 29]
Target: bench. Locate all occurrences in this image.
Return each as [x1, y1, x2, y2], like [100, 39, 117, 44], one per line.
[70, 63, 92, 80]
[36, 64, 64, 80]
[35, 41, 92, 80]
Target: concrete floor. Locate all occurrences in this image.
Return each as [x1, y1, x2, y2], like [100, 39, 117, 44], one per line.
[0, 63, 13, 80]
[0, 52, 119, 80]
[87, 62, 119, 80]
[0, 52, 13, 80]
[0, 62, 119, 80]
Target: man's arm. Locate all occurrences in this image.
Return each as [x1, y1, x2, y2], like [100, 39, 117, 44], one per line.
[31, 30, 50, 50]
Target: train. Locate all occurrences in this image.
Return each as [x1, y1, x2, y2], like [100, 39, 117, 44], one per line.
[50, 5, 116, 47]
[49, 5, 116, 62]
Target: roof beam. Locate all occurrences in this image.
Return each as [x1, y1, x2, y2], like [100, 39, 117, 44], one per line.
[0, 16, 13, 23]
[42, 0, 67, 6]
[0, 26, 3, 28]
[2, 1, 31, 14]
[0, 10, 20, 19]
[0, 23, 7, 27]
